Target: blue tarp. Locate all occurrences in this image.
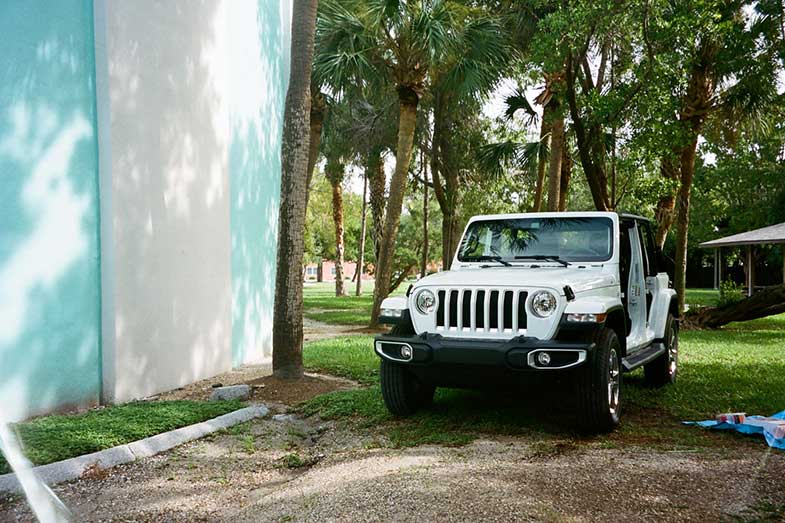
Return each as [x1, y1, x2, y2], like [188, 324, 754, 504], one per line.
[684, 410, 785, 450]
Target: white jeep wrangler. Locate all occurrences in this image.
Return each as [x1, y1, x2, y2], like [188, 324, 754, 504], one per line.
[376, 212, 679, 432]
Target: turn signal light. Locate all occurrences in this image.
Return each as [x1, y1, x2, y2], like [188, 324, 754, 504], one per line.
[566, 313, 607, 323]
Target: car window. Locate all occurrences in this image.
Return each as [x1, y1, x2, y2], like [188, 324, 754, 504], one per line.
[458, 217, 614, 263]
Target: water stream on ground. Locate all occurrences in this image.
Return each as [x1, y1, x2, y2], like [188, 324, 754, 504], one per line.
[0, 418, 71, 522]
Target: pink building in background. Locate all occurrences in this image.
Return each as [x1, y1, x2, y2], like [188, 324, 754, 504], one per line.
[304, 261, 373, 283]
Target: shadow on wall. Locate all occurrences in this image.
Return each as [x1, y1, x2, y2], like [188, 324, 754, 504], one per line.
[0, 0, 101, 422]
[104, 0, 233, 402]
[229, 0, 290, 366]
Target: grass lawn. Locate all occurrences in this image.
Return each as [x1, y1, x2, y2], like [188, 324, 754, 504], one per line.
[300, 298, 785, 449]
[0, 400, 243, 475]
[303, 281, 407, 326]
[684, 288, 721, 308]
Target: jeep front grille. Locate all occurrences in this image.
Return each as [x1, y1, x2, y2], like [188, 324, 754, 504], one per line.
[435, 288, 528, 333]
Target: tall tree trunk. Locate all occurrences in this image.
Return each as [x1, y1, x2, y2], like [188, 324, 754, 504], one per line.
[367, 149, 386, 260]
[654, 156, 679, 249]
[328, 168, 347, 297]
[443, 164, 461, 268]
[565, 55, 612, 211]
[272, 0, 319, 380]
[371, 91, 419, 326]
[532, 116, 550, 212]
[546, 103, 564, 211]
[356, 171, 368, 296]
[421, 162, 429, 278]
[558, 144, 571, 211]
[673, 138, 697, 313]
[674, 42, 716, 313]
[430, 90, 461, 269]
[305, 87, 326, 207]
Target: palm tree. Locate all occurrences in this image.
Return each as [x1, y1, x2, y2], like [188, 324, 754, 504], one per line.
[273, 0, 320, 380]
[316, 0, 462, 326]
[317, 96, 357, 297]
[429, 11, 511, 269]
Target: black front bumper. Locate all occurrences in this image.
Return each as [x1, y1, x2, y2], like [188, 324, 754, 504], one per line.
[374, 333, 594, 377]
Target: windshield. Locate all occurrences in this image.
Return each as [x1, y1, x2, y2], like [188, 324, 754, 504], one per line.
[457, 217, 614, 263]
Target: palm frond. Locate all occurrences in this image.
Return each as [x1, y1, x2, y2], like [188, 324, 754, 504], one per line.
[503, 87, 538, 127]
[444, 15, 511, 98]
[314, 0, 379, 92]
[476, 139, 545, 178]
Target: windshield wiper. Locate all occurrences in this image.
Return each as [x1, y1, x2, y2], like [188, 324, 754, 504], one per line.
[463, 255, 512, 267]
[514, 255, 569, 267]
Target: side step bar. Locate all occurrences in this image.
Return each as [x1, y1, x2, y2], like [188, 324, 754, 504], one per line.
[622, 342, 666, 372]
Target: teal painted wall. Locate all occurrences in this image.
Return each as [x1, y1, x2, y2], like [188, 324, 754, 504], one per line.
[230, 1, 291, 365]
[0, 1, 101, 421]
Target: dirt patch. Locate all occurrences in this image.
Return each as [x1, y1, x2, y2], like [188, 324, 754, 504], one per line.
[247, 373, 357, 406]
[155, 363, 273, 402]
[153, 318, 370, 402]
[2, 413, 783, 522]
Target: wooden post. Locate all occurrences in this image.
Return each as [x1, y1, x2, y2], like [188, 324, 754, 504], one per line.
[718, 247, 723, 286]
[746, 245, 754, 297]
[782, 244, 785, 284]
[713, 248, 719, 290]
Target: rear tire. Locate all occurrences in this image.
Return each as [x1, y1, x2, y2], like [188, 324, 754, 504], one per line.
[380, 359, 435, 416]
[644, 313, 678, 387]
[576, 327, 622, 433]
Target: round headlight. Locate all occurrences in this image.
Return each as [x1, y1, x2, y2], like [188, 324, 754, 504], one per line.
[415, 289, 437, 314]
[530, 290, 557, 318]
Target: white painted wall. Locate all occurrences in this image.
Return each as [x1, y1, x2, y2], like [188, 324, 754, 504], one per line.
[96, 0, 234, 403]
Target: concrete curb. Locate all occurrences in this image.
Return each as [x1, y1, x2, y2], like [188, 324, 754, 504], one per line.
[0, 405, 269, 494]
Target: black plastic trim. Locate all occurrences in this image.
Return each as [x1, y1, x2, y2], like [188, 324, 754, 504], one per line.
[374, 332, 595, 372]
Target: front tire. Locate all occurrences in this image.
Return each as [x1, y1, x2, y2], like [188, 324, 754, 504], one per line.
[576, 327, 622, 433]
[644, 313, 678, 387]
[380, 359, 435, 416]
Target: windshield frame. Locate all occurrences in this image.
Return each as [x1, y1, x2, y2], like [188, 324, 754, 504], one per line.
[455, 216, 616, 265]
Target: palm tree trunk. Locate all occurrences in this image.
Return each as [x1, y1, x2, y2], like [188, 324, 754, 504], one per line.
[305, 87, 326, 207]
[532, 116, 550, 212]
[546, 106, 564, 212]
[272, 0, 319, 380]
[558, 144, 571, 211]
[421, 163, 429, 278]
[329, 174, 347, 296]
[371, 93, 419, 326]
[674, 42, 716, 313]
[367, 150, 386, 260]
[654, 156, 679, 249]
[674, 138, 698, 314]
[356, 171, 368, 296]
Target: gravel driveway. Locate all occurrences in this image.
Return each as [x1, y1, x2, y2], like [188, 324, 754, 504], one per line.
[1, 409, 783, 522]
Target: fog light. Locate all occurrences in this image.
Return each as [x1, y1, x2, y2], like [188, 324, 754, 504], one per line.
[400, 346, 413, 360]
[537, 352, 551, 366]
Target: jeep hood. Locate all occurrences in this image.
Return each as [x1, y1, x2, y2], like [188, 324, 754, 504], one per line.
[415, 266, 618, 295]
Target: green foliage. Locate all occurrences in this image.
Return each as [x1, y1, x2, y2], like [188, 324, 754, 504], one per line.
[305, 174, 370, 264]
[0, 400, 244, 474]
[718, 279, 745, 307]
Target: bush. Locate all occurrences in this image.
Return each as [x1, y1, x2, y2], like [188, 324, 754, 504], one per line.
[718, 279, 745, 307]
